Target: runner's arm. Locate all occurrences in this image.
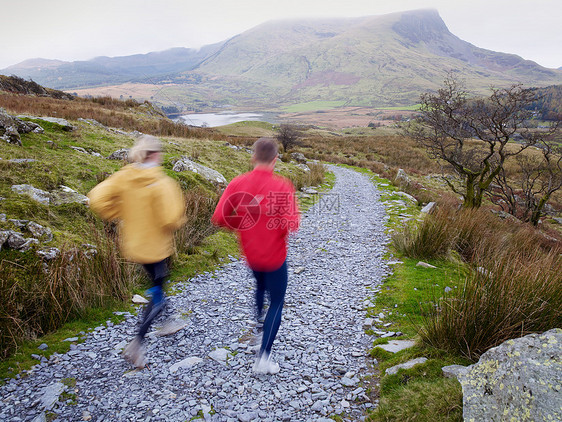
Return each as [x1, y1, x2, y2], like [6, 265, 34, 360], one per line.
[211, 181, 238, 228]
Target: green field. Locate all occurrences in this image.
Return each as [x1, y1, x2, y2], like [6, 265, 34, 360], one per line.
[281, 101, 347, 113]
[375, 104, 421, 111]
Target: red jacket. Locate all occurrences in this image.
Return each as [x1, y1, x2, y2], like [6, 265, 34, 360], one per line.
[212, 167, 300, 271]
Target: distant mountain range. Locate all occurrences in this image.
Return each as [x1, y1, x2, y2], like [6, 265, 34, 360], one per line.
[3, 9, 562, 109]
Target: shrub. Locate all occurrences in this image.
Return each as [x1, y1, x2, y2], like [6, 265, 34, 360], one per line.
[420, 249, 562, 360]
[174, 188, 219, 256]
[392, 211, 453, 260]
[394, 202, 562, 360]
[0, 225, 142, 358]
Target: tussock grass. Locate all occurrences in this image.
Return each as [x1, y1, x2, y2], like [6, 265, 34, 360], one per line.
[287, 162, 326, 191]
[0, 226, 142, 359]
[174, 188, 219, 256]
[392, 202, 562, 360]
[392, 213, 452, 260]
[420, 248, 562, 360]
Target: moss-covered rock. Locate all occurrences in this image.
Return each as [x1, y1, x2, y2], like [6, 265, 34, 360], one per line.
[459, 328, 562, 421]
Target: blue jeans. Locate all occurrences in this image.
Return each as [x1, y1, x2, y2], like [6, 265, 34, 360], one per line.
[137, 259, 168, 340]
[253, 261, 288, 356]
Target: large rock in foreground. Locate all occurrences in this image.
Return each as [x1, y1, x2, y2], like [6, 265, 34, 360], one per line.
[458, 328, 562, 421]
[172, 157, 227, 184]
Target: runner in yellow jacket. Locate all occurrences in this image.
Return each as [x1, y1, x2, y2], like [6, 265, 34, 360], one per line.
[88, 135, 186, 368]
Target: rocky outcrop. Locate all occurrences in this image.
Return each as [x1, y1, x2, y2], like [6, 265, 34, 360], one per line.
[27, 221, 53, 242]
[441, 364, 467, 379]
[395, 168, 411, 186]
[172, 157, 227, 184]
[420, 202, 436, 214]
[11, 184, 51, 205]
[394, 191, 417, 204]
[1, 230, 39, 252]
[0, 108, 44, 146]
[11, 184, 88, 206]
[291, 152, 307, 164]
[386, 357, 428, 375]
[0, 75, 74, 100]
[17, 115, 75, 131]
[50, 186, 89, 206]
[36, 247, 60, 261]
[70, 146, 102, 158]
[458, 328, 562, 422]
[106, 148, 129, 161]
[1, 218, 55, 254]
[295, 163, 311, 173]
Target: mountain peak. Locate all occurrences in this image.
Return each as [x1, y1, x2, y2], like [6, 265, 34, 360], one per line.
[392, 9, 450, 43]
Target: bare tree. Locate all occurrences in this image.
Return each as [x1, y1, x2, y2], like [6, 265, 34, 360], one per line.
[490, 140, 562, 225]
[407, 75, 555, 208]
[276, 124, 302, 152]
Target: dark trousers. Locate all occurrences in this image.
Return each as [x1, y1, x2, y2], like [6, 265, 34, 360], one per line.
[137, 259, 168, 340]
[253, 260, 288, 356]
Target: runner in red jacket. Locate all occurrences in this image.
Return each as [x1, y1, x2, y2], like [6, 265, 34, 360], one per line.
[212, 137, 300, 374]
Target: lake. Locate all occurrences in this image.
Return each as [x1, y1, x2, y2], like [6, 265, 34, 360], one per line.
[176, 112, 278, 127]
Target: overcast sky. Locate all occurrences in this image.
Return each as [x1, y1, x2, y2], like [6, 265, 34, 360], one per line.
[1, 0, 561, 70]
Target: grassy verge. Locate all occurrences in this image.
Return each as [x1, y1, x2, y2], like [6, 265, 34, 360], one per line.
[352, 162, 561, 421]
[336, 165, 466, 421]
[170, 231, 239, 283]
[0, 307, 127, 382]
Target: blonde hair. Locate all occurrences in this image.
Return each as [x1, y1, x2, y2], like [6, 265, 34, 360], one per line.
[128, 135, 162, 163]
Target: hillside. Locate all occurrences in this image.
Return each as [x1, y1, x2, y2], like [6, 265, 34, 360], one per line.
[2, 9, 562, 109]
[0, 75, 74, 100]
[180, 10, 561, 108]
[1, 45, 224, 90]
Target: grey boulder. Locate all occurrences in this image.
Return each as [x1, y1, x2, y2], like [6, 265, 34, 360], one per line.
[1, 108, 44, 145]
[50, 186, 88, 206]
[107, 148, 129, 160]
[458, 328, 562, 422]
[172, 157, 227, 184]
[11, 184, 51, 205]
[291, 152, 307, 164]
[27, 221, 53, 242]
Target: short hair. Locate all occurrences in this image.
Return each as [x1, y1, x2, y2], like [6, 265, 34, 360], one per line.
[253, 137, 278, 164]
[128, 135, 162, 163]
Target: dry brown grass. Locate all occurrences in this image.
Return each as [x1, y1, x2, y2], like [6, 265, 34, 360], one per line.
[174, 188, 219, 256]
[0, 225, 142, 358]
[393, 202, 562, 360]
[299, 135, 439, 176]
[0, 92, 223, 140]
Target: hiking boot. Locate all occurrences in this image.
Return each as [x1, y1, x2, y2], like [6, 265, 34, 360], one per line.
[253, 353, 280, 375]
[123, 337, 146, 369]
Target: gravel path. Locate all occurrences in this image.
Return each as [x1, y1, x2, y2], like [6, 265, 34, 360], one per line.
[1, 166, 391, 422]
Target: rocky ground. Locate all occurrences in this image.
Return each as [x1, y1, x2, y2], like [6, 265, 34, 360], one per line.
[0, 166, 392, 422]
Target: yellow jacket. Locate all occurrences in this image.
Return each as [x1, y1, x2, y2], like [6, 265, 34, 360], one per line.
[88, 164, 186, 264]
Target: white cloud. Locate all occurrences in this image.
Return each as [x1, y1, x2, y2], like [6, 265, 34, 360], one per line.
[0, 0, 560, 69]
